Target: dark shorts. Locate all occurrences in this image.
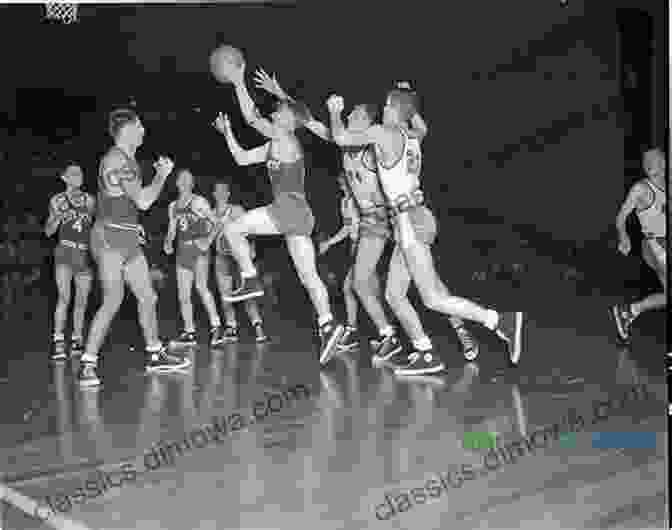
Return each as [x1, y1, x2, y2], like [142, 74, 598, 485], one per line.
[359, 208, 392, 240]
[176, 242, 209, 271]
[268, 193, 315, 237]
[90, 223, 143, 265]
[642, 237, 666, 277]
[54, 243, 92, 276]
[393, 205, 437, 245]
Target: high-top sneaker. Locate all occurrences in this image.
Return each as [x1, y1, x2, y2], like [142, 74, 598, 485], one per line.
[394, 350, 445, 376]
[210, 326, 225, 346]
[70, 337, 84, 357]
[145, 345, 191, 373]
[371, 334, 402, 363]
[319, 320, 345, 366]
[611, 304, 635, 343]
[77, 362, 101, 387]
[51, 338, 67, 361]
[222, 325, 239, 343]
[253, 322, 269, 343]
[223, 276, 264, 302]
[337, 326, 359, 351]
[495, 311, 524, 366]
[170, 330, 197, 347]
[454, 325, 479, 361]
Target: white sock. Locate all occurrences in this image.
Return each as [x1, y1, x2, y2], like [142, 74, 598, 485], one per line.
[211, 319, 221, 329]
[71, 335, 83, 341]
[81, 354, 97, 365]
[318, 314, 333, 327]
[413, 337, 433, 351]
[241, 268, 257, 280]
[184, 327, 196, 333]
[379, 326, 394, 337]
[53, 333, 65, 342]
[146, 342, 163, 353]
[484, 310, 499, 331]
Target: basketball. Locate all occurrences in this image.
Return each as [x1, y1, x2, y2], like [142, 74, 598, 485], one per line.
[209, 45, 245, 84]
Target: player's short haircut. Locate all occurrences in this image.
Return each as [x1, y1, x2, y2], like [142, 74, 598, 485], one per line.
[108, 108, 139, 139]
[278, 99, 312, 127]
[387, 88, 418, 122]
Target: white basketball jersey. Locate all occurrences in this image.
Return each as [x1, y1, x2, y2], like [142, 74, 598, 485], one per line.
[375, 127, 421, 203]
[342, 146, 385, 210]
[636, 179, 666, 238]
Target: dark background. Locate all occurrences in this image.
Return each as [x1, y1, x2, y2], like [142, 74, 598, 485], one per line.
[0, 0, 666, 262]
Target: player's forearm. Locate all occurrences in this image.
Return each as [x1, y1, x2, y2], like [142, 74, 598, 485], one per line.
[138, 173, 168, 210]
[44, 215, 61, 237]
[222, 128, 247, 165]
[234, 81, 264, 128]
[329, 111, 347, 145]
[305, 119, 332, 142]
[615, 207, 632, 236]
[409, 112, 427, 139]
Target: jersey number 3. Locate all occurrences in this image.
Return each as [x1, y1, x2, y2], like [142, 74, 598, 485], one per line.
[407, 150, 421, 175]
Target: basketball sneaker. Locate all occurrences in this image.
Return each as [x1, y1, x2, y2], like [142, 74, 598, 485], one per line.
[77, 362, 101, 387]
[70, 337, 84, 357]
[394, 350, 445, 376]
[454, 326, 479, 361]
[319, 320, 345, 366]
[495, 311, 524, 366]
[222, 325, 239, 343]
[51, 339, 67, 361]
[371, 334, 402, 363]
[611, 304, 634, 342]
[225, 276, 264, 302]
[253, 322, 269, 343]
[145, 345, 191, 373]
[337, 326, 359, 351]
[210, 326, 225, 346]
[171, 330, 197, 346]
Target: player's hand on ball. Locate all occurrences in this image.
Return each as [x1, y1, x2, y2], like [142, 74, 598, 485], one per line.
[327, 95, 344, 114]
[617, 237, 631, 256]
[214, 112, 230, 134]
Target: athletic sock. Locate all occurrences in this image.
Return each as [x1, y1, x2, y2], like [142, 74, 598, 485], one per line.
[53, 333, 65, 342]
[241, 268, 258, 279]
[413, 337, 433, 352]
[484, 310, 499, 331]
[81, 354, 97, 365]
[379, 325, 394, 337]
[318, 314, 333, 328]
[146, 342, 163, 352]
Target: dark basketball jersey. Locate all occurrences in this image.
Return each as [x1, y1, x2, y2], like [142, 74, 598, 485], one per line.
[171, 195, 213, 244]
[51, 191, 94, 244]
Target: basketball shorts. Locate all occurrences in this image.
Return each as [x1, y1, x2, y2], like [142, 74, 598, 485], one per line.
[176, 242, 209, 271]
[90, 223, 143, 265]
[54, 242, 92, 276]
[268, 192, 315, 237]
[393, 205, 437, 246]
[359, 208, 391, 240]
[642, 237, 667, 276]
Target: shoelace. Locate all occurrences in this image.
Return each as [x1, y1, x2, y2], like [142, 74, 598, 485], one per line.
[456, 327, 475, 349]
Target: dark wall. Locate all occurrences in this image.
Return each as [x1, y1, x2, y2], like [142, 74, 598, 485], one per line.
[1, 0, 627, 244]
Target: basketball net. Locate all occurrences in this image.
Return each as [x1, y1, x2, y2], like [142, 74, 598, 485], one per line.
[45, 1, 78, 24]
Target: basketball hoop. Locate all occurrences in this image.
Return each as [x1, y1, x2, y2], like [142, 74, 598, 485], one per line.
[45, 2, 78, 24]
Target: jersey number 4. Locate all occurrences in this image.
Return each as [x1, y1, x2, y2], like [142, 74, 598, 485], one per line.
[407, 150, 421, 175]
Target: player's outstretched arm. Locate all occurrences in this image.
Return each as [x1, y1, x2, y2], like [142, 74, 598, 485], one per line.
[229, 63, 277, 139]
[164, 202, 177, 255]
[214, 112, 270, 166]
[254, 68, 331, 142]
